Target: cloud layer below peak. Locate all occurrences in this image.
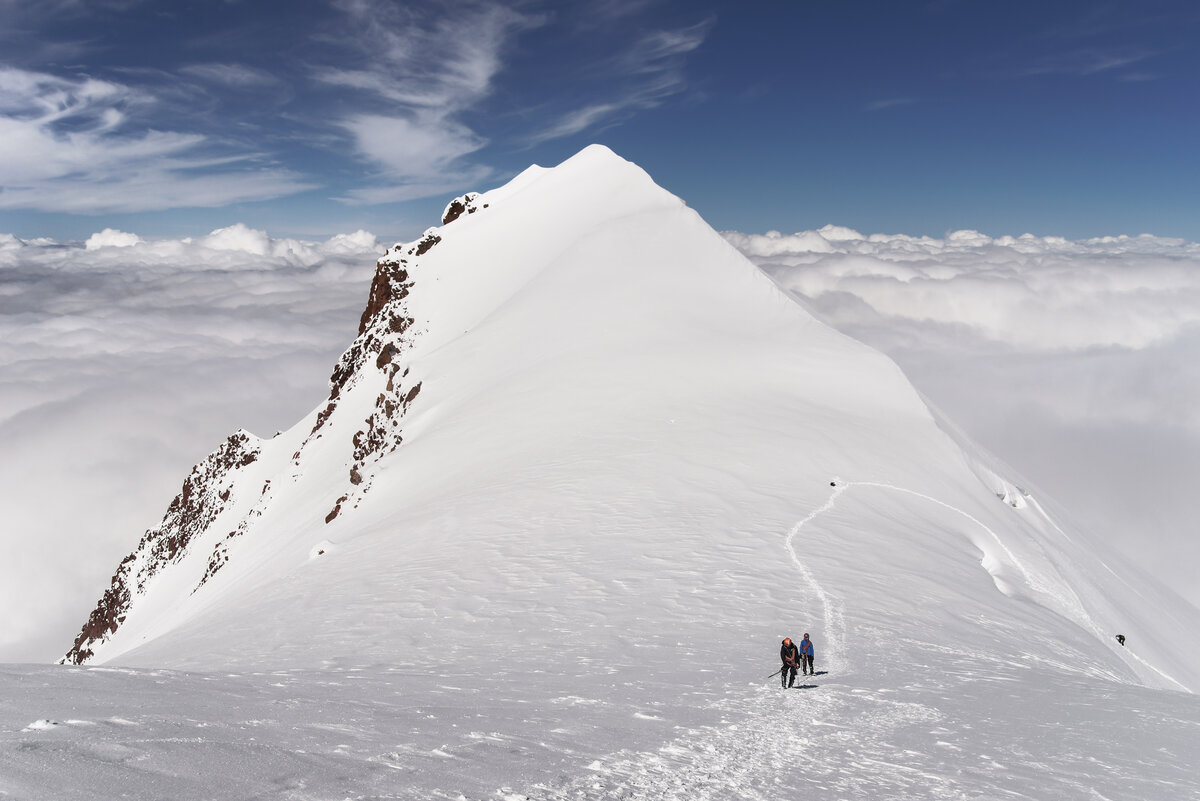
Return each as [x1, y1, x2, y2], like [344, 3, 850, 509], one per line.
[5, 219, 1198, 663]
[0, 226, 382, 661]
[727, 225, 1200, 352]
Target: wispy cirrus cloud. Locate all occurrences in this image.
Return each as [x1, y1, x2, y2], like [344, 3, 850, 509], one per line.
[180, 63, 281, 89]
[320, 0, 541, 204]
[1023, 46, 1161, 77]
[993, 2, 1181, 86]
[1, 2, 715, 215]
[1116, 71, 1160, 83]
[527, 18, 712, 146]
[529, 103, 623, 144]
[320, 0, 533, 108]
[576, 0, 660, 22]
[334, 113, 494, 205]
[320, 0, 712, 179]
[0, 67, 314, 213]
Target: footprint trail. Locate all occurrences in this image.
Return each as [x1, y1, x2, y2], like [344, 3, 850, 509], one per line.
[783, 483, 848, 672]
[786, 479, 1189, 693]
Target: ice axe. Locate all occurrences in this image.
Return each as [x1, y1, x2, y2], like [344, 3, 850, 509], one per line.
[769, 658, 801, 679]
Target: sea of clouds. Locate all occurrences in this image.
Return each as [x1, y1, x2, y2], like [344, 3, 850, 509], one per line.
[726, 225, 1200, 614]
[0, 226, 380, 661]
[3, 222, 1198, 662]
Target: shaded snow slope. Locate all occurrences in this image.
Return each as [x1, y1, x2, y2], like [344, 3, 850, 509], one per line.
[66, 146, 1200, 697]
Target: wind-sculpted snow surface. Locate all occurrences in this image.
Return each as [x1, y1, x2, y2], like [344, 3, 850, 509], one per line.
[28, 145, 1200, 798]
[4, 652, 1199, 800]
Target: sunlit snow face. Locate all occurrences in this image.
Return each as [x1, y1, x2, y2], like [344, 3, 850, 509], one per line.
[727, 226, 1200, 612]
[5, 219, 1200, 662]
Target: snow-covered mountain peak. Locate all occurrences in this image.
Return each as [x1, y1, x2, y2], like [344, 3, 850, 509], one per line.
[62, 144, 691, 667]
[62, 147, 1200, 706]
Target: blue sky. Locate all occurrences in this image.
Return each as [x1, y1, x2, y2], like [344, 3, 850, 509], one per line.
[1, 0, 1197, 242]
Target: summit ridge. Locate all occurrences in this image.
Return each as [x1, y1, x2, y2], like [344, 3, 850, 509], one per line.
[62, 146, 1199, 710]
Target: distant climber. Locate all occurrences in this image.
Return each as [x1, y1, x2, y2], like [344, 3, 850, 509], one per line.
[799, 632, 815, 675]
[1116, 634, 1126, 646]
[780, 637, 800, 688]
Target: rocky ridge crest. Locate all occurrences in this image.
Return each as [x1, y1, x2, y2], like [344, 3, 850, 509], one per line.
[62, 195, 487, 664]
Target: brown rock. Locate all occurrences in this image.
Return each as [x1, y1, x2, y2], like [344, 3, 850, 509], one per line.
[414, 233, 441, 256]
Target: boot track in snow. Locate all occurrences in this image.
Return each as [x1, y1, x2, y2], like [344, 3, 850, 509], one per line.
[785, 479, 1188, 693]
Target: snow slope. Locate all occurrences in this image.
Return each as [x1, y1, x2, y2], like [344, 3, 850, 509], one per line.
[4, 656, 1198, 800]
[13, 145, 1197, 799]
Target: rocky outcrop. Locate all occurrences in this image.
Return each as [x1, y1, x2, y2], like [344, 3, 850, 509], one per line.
[350, 367, 422, 482]
[324, 494, 348, 524]
[63, 431, 261, 665]
[413, 232, 441, 256]
[338, 192, 492, 401]
[356, 261, 413, 338]
[441, 192, 486, 225]
[63, 190, 489, 663]
[64, 554, 134, 666]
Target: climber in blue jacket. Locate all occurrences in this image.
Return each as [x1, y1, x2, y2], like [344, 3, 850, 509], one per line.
[799, 633, 815, 675]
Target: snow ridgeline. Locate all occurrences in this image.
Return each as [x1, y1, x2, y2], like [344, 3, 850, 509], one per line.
[61, 194, 468, 666]
[41, 143, 1200, 799]
[63, 143, 1199, 685]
